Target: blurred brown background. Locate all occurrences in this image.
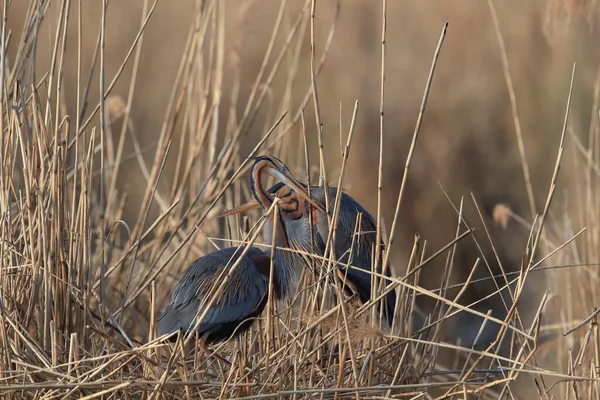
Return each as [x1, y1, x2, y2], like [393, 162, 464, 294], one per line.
[8, 0, 597, 339]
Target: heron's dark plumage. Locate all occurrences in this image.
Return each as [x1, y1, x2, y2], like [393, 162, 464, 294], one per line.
[157, 246, 291, 344]
[266, 182, 398, 324]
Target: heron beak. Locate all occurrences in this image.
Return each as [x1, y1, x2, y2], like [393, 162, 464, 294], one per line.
[220, 200, 262, 217]
[267, 168, 326, 213]
[220, 164, 327, 218]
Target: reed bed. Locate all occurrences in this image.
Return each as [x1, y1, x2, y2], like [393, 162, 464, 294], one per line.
[0, 0, 598, 399]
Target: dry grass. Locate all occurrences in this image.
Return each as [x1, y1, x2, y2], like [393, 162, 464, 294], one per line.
[1, 0, 600, 398]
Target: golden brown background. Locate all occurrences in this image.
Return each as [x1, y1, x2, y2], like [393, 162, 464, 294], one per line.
[8, 0, 597, 348]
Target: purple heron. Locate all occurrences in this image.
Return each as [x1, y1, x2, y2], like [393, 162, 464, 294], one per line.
[157, 158, 324, 350]
[222, 156, 398, 325]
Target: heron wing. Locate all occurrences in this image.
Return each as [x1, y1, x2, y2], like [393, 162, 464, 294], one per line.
[157, 247, 269, 336]
[313, 187, 397, 323]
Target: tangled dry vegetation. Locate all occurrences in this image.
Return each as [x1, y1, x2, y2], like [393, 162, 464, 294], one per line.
[1, 0, 600, 399]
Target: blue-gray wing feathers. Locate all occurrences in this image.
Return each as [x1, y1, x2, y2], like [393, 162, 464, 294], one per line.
[157, 247, 269, 340]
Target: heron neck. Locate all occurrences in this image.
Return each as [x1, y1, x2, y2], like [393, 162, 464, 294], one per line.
[251, 165, 275, 209]
[266, 213, 297, 297]
[250, 164, 297, 295]
[250, 164, 295, 244]
[266, 212, 289, 248]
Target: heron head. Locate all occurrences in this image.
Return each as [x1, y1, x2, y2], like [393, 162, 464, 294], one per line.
[220, 156, 325, 217]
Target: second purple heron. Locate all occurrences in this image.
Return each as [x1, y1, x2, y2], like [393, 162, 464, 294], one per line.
[222, 156, 398, 325]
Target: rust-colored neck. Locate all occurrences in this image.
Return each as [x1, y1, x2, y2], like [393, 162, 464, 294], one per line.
[250, 161, 275, 209]
[250, 161, 289, 248]
[274, 185, 305, 220]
